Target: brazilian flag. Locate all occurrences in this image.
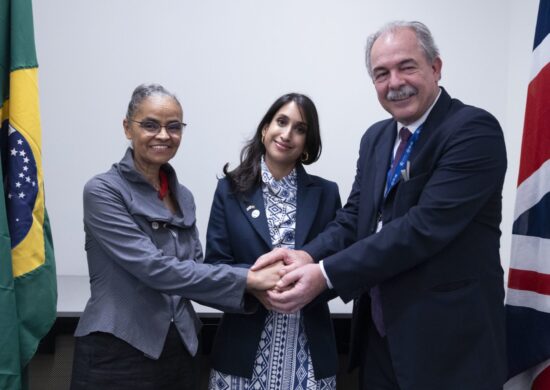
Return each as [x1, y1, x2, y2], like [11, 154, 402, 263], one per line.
[0, 0, 57, 388]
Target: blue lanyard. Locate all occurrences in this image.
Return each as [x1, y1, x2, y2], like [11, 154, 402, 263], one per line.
[384, 125, 423, 198]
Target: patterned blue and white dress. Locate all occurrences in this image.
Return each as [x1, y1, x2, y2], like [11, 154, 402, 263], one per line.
[208, 159, 336, 390]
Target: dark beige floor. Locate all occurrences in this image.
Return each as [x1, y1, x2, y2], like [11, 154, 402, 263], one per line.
[28, 335, 358, 390]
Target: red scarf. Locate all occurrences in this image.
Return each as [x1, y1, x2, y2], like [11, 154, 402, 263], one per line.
[158, 170, 169, 200]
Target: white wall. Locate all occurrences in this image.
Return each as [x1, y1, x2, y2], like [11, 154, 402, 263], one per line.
[32, 0, 539, 280]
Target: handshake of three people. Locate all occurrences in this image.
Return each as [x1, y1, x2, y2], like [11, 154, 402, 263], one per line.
[245, 248, 327, 314]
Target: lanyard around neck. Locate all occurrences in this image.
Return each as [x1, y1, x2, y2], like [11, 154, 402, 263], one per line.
[384, 125, 423, 198]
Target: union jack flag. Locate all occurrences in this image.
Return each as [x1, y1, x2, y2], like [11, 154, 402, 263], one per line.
[505, 1, 550, 389]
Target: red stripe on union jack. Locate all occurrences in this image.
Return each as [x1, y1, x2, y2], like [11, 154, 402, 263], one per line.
[509, 269, 550, 296]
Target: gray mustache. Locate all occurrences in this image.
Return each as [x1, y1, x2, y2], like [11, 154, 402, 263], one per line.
[387, 85, 418, 101]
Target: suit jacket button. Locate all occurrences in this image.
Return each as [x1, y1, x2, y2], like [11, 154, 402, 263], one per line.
[152, 221, 159, 230]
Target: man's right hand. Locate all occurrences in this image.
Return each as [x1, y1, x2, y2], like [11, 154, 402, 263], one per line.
[265, 263, 327, 314]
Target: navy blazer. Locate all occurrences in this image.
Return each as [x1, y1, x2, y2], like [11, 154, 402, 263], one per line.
[303, 88, 507, 390]
[205, 164, 341, 379]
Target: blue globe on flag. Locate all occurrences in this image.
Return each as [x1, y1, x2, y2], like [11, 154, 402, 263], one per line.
[6, 125, 38, 248]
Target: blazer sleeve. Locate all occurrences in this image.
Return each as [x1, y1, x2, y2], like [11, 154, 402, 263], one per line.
[324, 109, 507, 302]
[301, 132, 369, 260]
[305, 180, 342, 306]
[204, 179, 250, 268]
[83, 175, 248, 310]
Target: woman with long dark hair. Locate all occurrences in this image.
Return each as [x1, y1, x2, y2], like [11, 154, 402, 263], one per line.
[206, 93, 340, 389]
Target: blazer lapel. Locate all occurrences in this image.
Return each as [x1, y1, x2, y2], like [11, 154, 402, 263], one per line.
[373, 121, 397, 211]
[295, 166, 322, 248]
[409, 88, 452, 163]
[239, 186, 272, 248]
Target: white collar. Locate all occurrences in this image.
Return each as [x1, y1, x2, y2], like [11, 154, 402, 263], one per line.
[396, 87, 442, 134]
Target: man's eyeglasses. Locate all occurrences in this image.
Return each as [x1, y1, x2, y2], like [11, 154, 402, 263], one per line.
[129, 119, 187, 135]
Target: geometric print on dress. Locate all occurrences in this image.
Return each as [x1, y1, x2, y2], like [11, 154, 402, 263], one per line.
[208, 159, 336, 390]
[261, 157, 298, 250]
[208, 311, 336, 390]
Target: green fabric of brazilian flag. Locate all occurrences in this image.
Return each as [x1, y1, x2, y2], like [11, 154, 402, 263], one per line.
[0, 0, 57, 388]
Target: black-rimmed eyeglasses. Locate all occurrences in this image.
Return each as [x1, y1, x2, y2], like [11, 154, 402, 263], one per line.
[129, 119, 187, 135]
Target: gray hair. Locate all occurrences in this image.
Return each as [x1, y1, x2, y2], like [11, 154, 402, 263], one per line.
[365, 21, 440, 79]
[126, 83, 182, 119]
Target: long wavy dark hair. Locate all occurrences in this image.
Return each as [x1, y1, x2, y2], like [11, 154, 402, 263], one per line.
[223, 93, 322, 194]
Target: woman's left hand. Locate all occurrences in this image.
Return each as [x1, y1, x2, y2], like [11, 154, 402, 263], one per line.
[246, 260, 285, 291]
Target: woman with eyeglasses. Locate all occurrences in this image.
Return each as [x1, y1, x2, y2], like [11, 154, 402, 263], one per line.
[205, 93, 340, 390]
[70, 84, 282, 390]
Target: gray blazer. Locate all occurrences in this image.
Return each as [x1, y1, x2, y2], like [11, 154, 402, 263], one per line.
[74, 148, 248, 358]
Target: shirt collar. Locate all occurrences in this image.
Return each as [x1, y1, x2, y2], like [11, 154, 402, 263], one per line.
[118, 147, 176, 186]
[260, 156, 297, 198]
[396, 87, 442, 134]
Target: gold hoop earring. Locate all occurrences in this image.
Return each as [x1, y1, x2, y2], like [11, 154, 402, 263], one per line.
[301, 151, 309, 162]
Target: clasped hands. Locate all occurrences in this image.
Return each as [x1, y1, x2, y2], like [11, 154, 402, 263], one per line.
[245, 248, 328, 314]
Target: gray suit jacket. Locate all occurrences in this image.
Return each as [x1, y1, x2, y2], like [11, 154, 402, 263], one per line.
[74, 148, 248, 358]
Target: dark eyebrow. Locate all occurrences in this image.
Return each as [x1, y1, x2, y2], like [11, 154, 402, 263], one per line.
[141, 117, 182, 123]
[274, 113, 307, 128]
[280, 114, 307, 126]
[140, 117, 160, 123]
